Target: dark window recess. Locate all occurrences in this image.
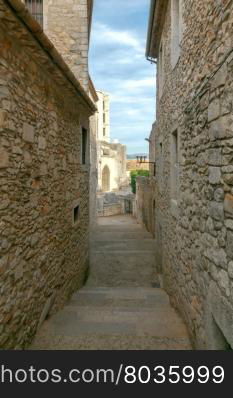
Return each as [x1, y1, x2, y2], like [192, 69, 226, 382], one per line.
[25, 0, 43, 26]
[73, 205, 80, 224]
[82, 128, 87, 164]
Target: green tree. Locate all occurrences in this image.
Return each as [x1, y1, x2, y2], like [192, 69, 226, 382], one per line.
[130, 170, 149, 194]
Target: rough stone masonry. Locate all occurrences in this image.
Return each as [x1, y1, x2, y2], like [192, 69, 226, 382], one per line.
[144, 0, 233, 349]
[0, 0, 95, 349]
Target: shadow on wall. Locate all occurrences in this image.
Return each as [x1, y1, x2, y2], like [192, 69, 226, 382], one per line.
[102, 165, 110, 192]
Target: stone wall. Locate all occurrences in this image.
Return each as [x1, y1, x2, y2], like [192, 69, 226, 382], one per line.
[99, 204, 122, 217]
[43, 0, 92, 91]
[0, 0, 94, 349]
[97, 192, 134, 217]
[98, 141, 128, 192]
[148, 0, 233, 349]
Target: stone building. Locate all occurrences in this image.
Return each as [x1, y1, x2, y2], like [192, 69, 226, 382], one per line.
[138, 0, 233, 349]
[0, 0, 96, 348]
[22, 0, 93, 89]
[127, 158, 149, 173]
[96, 90, 110, 143]
[96, 91, 128, 193]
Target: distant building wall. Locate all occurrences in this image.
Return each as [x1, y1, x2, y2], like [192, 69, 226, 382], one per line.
[127, 159, 149, 172]
[0, 0, 94, 349]
[99, 142, 128, 192]
[97, 192, 134, 217]
[96, 91, 110, 142]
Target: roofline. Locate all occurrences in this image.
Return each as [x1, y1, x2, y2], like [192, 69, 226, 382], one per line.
[96, 90, 110, 97]
[146, 0, 156, 58]
[88, 0, 94, 43]
[146, 0, 168, 59]
[88, 76, 99, 103]
[4, 0, 96, 113]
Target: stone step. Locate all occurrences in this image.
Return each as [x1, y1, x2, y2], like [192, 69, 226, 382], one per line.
[37, 308, 188, 339]
[88, 252, 157, 287]
[94, 225, 144, 233]
[90, 231, 152, 240]
[77, 286, 164, 296]
[31, 286, 189, 342]
[70, 287, 168, 307]
[97, 215, 138, 227]
[29, 215, 191, 351]
[30, 334, 191, 350]
[91, 239, 156, 252]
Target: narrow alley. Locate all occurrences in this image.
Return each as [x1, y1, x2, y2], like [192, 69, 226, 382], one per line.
[30, 216, 191, 350]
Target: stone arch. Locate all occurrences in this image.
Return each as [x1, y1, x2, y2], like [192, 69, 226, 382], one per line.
[102, 165, 110, 192]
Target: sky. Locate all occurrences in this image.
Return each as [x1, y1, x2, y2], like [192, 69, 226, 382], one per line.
[89, 0, 156, 155]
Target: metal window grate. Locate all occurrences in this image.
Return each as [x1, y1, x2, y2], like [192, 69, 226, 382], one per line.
[25, 0, 43, 26]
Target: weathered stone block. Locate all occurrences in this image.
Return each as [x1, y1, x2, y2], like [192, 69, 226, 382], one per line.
[38, 136, 46, 150]
[0, 110, 8, 128]
[208, 148, 222, 166]
[0, 86, 9, 99]
[12, 146, 23, 155]
[208, 99, 220, 122]
[0, 255, 8, 274]
[214, 188, 224, 202]
[225, 219, 233, 230]
[209, 115, 233, 141]
[0, 147, 9, 168]
[224, 194, 233, 215]
[218, 269, 230, 296]
[204, 248, 227, 269]
[222, 165, 233, 173]
[211, 64, 227, 89]
[23, 123, 35, 143]
[0, 198, 10, 210]
[223, 174, 233, 185]
[209, 167, 221, 185]
[228, 261, 233, 279]
[209, 201, 224, 221]
[23, 150, 32, 165]
[226, 230, 233, 259]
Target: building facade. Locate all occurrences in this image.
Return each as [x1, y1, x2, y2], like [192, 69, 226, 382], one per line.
[0, 0, 95, 348]
[96, 90, 110, 142]
[141, 0, 233, 349]
[23, 0, 92, 90]
[96, 91, 128, 193]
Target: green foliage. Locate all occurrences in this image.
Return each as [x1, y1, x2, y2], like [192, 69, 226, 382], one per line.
[130, 170, 149, 194]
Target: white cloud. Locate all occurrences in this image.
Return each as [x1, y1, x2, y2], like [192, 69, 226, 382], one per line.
[93, 23, 144, 54]
[122, 77, 155, 90]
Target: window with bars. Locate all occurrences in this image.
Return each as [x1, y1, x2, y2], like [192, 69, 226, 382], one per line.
[25, 0, 43, 26]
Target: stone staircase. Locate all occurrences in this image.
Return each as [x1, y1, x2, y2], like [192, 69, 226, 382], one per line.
[30, 215, 191, 349]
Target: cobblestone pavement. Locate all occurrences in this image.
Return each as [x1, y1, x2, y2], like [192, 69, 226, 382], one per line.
[30, 215, 192, 349]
